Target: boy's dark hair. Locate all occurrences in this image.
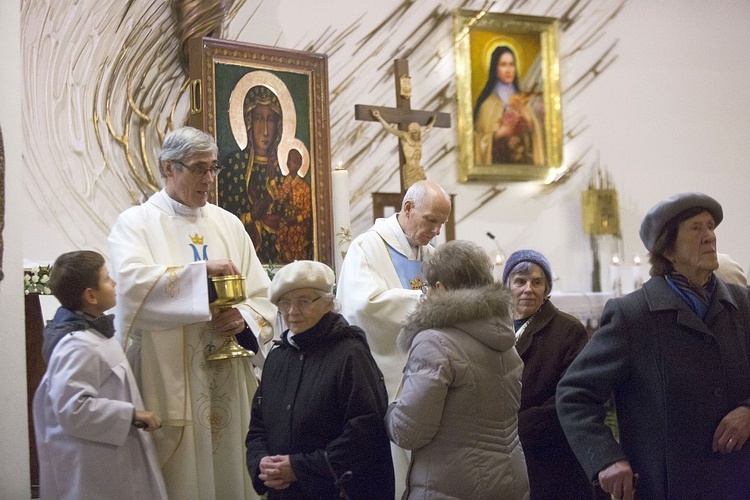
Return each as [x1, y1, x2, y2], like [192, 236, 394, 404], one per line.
[49, 251, 105, 310]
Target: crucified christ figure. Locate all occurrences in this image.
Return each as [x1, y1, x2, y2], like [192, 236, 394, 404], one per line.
[371, 109, 437, 189]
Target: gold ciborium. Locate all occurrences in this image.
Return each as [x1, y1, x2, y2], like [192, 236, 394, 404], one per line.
[206, 275, 255, 361]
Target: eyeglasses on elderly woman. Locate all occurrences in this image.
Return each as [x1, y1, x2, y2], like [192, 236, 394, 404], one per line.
[277, 296, 322, 313]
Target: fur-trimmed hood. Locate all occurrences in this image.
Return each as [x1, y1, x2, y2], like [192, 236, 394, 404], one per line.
[397, 282, 515, 353]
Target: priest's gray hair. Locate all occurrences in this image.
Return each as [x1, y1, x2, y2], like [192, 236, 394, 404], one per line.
[402, 179, 450, 210]
[424, 240, 493, 291]
[158, 126, 219, 176]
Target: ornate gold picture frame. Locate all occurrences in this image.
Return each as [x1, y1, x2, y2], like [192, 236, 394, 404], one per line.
[454, 10, 562, 182]
[188, 37, 333, 268]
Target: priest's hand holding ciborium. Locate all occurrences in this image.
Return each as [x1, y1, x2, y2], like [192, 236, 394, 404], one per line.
[207, 274, 255, 361]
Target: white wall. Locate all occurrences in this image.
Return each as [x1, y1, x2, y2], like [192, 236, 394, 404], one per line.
[582, 0, 750, 284]
[0, 0, 32, 497]
[453, 0, 750, 290]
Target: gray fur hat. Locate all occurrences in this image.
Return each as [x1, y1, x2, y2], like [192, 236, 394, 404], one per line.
[639, 192, 722, 251]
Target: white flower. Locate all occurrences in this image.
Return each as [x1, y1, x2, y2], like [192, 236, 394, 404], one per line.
[41, 275, 50, 284]
[43, 287, 52, 295]
[31, 275, 39, 283]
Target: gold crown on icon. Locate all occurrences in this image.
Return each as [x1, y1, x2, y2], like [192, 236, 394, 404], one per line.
[190, 233, 204, 245]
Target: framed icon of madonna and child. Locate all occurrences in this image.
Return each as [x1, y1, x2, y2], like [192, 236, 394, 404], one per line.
[188, 37, 333, 268]
[453, 10, 562, 183]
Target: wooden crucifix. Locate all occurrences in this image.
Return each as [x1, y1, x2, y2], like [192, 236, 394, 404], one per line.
[355, 59, 451, 193]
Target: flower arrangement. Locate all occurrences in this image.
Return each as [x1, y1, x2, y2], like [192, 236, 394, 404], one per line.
[25, 265, 52, 295]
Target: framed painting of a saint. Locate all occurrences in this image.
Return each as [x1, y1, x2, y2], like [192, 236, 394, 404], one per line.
[453, 10, 562, 182]
[188, 37, 333, 268]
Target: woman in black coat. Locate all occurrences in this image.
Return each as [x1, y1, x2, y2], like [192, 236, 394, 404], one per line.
[557, 193, 750, 500]
[245, 260, 394, 499]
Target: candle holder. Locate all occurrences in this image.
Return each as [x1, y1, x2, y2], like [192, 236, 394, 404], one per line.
[582, 163, 621, 292]
[610, 255, 622, 297]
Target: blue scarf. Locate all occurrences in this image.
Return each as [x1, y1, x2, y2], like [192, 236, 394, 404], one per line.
[665, 272, 716, 320]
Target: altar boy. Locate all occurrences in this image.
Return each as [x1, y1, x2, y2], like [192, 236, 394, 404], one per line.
[33, 250, 167, 499]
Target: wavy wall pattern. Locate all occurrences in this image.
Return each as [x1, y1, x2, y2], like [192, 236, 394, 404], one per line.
[21, 0, 627, 258]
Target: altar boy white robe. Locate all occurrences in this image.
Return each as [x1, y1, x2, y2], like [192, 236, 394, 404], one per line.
[34, 327, 168, 500]
[336, 213, 434, 497]
[108, 189, 277, 500]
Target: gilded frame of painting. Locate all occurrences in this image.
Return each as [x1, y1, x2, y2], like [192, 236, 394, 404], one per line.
[454, 10, 562, 183]
[188, 37, 333, 268]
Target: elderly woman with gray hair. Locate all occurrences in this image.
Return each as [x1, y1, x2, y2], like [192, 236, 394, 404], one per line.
[385, 240, 529, 499]
[245, 261, 394, 499]
[501, 250, 597, 500]
[557, 192, 750, 500]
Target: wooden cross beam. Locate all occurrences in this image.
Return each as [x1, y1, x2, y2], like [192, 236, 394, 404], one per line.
[355, 59, 451, 193]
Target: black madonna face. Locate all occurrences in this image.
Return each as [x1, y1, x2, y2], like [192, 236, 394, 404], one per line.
[246, 104, 280, 155]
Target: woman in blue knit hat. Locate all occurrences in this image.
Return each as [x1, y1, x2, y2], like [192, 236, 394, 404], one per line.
[502, 249, 600, 500]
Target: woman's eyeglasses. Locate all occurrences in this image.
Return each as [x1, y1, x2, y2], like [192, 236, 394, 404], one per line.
[277, 296, 322, 313]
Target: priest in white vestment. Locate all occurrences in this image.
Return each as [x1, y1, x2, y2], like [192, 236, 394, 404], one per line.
[335, 179, 451, 497]
[108, 127, 277, 500]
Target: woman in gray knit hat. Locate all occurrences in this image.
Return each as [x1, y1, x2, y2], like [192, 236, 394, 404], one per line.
[557, 192, 750, 500]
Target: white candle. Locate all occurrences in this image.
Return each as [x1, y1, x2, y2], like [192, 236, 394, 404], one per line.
[610, 255, 622, 296]
[331, 166, 352, 275]
[632, 255, 643, 291]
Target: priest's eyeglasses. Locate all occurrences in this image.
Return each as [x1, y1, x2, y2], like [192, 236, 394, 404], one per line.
[174, 160, 223, 177]
[421, 283, 431, 294]
[277, 296, 322, 313]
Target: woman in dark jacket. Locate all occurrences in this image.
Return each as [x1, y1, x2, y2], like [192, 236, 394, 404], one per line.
[557, 192, 750, 500]
[502, 250, 598, 499]
[246, 261, 394, 499]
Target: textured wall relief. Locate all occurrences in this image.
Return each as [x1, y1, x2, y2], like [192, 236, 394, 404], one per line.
[21, 0, 246, 255]
[21, 0, 627, 257]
